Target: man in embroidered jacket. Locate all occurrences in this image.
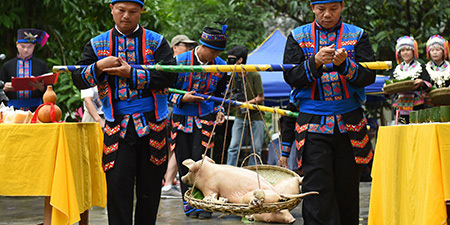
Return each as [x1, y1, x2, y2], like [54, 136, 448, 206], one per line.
[0, 28, 49, 111]
[71, 0, 177, 224]
[280, 0, 376, 224]
[168, 25, 228, 219]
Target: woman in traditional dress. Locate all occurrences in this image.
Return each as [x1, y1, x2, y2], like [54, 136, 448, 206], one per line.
[425, 35, 450, 88]
[390, 36, 431, 123]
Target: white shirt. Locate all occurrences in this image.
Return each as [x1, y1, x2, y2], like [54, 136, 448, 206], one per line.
[80, 86, 103, 115]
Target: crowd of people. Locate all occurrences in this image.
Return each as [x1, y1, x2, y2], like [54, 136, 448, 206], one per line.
[1, 0, 450, 224]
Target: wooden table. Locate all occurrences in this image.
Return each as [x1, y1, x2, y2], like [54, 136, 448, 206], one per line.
[0, 122, 106, 225]
[368, 123, 450, 225]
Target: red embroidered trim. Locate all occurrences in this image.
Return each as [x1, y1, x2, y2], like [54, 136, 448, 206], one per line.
[202, 129, 212, 137]
[103, 161, 115, 172]
[345, 117, 366, 132]
[350, 134, 369, 148]
[148, 121, 165, 132]
[200, 119, 214, 126]
[149, 138, 166, 150]
[355, 149, 373, 164]
[281, 145, 291, 154]
[201, 140, 214, 149]
[96, 50, 110, 57]
[297, 158, 303, 169]
[103, 142, 118, 155]
[295, 139, 305, 150]
[340, 40, 357, 46]
[142, 29, 147, 64]
[98, 81, 109, 99]
[150, 154, 167, 166]
[105, 124, 120, 136]
[295, 124, 308, 134]
[172, 121, 180, 128]
[299, 41, 314, 48]
[170, 131, 177, 140]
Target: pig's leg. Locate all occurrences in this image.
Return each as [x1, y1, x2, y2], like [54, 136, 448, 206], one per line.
[203, 192, 219, 202]
[217, 197, 228, 203]
[251, 210, 296, 224]
[203, 192, 228, 203]
[241, 189, 266, 206]
[241, 189, 282, 206]
[262, 190, 282, 203]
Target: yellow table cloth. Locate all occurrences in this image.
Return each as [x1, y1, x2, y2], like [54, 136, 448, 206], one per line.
[0, 122, 107, 225]
[368, 123, 450, 225]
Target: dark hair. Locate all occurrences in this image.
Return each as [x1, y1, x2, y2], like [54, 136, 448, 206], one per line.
[227, 45, 248, 64]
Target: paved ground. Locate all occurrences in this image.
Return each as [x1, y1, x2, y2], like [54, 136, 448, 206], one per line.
[0, 182, 371, 225]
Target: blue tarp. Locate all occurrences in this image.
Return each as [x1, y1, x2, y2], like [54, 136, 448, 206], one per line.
[247, 29, 388, 106]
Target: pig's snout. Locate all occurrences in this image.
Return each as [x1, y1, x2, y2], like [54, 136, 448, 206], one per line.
[181, 173, 190, 185]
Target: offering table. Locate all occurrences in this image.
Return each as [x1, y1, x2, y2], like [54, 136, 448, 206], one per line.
[0, 122, 106, 225]
[368, 123, 450, 225]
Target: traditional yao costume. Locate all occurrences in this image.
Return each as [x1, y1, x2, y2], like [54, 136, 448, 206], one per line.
[168, 25, 228, 218]
[425, 35, 450, 88]
[283, 0, 376, 223]
[0, 28, 49, 111]
[391, 36, 431, 122]
[71, 0, 177, 222]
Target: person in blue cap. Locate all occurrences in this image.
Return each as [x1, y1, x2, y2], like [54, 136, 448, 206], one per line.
[0, 28, 49, 111]
[168, 24, 228, 219]
[71, 0, 177, 224]
[281, 0, 376, 224]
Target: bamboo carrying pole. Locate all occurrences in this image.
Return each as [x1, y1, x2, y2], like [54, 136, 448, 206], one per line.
[169, 88, 299, 118]
[53, 61, 392, 117]
[52, 61, 392, 73]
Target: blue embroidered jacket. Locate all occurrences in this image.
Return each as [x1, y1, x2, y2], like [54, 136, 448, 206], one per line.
[169, 49, 227, 117]
[289, 21, 370, 115]
[71, 26, 176, 122]
[282, 20, 376, 164]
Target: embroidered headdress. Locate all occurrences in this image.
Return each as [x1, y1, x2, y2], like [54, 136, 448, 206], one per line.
[311, 0, 343, 5]
[199, 20, 228, 51]
[426, 35, 448, 60]
[110, 0, 144, 7]
[17, 28, 49, 47]
[395, 36, 419, 64]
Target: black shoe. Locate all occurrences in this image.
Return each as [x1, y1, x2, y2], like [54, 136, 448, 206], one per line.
[198, 211, 212, 219]
[185, 208, 211, 219]
[184, 201, 212, 219]
[186, 209, 200, 218]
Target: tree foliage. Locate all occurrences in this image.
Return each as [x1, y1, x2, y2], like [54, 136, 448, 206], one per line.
[0, 0, 449, 119]
[240, 0, 450, 63]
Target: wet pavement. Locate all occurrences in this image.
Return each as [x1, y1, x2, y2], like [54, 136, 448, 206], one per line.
[0, 182, 371, 225]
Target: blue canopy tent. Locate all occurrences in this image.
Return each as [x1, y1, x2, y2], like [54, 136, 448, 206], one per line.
[366, 75, 389, 102]
[247, 29, 388, 106]
[247, 29, 291, 106]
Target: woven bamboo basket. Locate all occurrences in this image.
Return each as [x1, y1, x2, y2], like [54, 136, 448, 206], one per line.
[382, 80, 415, 94]
[430, 87, 450, 105]
[184, 165, 311, 216]
[244, 165, 301, 185]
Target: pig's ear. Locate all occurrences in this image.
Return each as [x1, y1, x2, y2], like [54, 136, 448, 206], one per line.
[182, 159, 195, 170]
[202, 155, 216, 164]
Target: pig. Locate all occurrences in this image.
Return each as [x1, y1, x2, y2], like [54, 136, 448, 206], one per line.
[181, 156, 282, 206]
[182, 156, 318, 223]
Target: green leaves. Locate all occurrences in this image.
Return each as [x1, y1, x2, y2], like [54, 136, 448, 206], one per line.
[191, 187, 205, 199]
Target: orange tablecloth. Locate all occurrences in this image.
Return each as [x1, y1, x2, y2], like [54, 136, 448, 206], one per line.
[368, 123, 450, 225]
[0, 122, 107, 225]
